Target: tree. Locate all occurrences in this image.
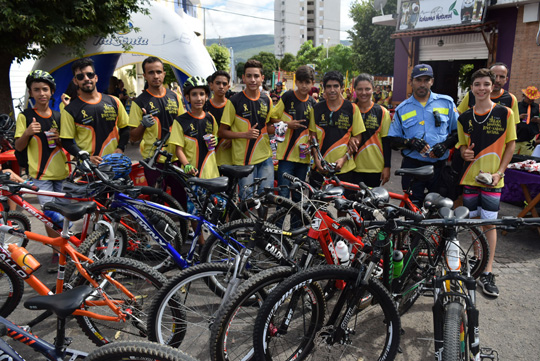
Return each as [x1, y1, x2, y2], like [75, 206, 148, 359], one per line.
[279, 53, 296, 72]
[206, 44, 230, 72]
[318, 44, 354, 75]
[291, 41, 323, 70]
[236, 62, 245, 79]
[251, 52, 279, 82]
[0, 0, 148, 114]
[348, 0, 397, 75]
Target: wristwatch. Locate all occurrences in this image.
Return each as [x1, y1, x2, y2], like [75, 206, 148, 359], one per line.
[496, 171, 505, 178]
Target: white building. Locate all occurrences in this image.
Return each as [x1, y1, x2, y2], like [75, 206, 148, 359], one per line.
[274, 0, 341, 58]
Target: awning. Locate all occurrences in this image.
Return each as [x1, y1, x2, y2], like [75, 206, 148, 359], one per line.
[391, 21, 497, 38]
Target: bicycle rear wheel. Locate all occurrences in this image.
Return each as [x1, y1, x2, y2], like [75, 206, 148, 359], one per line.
[84, 340, 198, 361]
[442, 301, 469, 361]
[253, 265, 401, 361]
[0, 261, 24, 318]
[73, 257, 167, 346]
[147, 263, 233, 359]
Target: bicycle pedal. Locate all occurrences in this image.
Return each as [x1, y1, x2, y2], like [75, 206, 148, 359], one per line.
[480, 347, 499, 360]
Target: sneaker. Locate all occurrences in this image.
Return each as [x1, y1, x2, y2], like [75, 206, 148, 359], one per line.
[478, 273, 499, 297]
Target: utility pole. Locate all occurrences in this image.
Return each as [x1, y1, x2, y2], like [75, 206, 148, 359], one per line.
[229, 47, 235, 83]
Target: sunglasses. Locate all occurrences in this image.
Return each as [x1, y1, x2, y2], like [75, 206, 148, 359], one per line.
[328, 111, 335, 126]
[75, 72, 96, 81]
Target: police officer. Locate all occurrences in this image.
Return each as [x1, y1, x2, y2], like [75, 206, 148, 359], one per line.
[388, 64, 459, 204]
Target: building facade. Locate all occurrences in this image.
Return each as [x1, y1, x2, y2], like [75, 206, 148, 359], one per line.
[274, 0, 340, 58]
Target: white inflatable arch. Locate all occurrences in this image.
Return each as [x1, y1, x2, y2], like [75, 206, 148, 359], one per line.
[32, 1, 215, 110]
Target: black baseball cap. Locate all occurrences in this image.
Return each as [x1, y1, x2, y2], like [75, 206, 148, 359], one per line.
[411, 64, 434, 78]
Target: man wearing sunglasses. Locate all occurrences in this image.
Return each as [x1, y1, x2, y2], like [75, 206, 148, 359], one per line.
[60, 57, 130, 165]
[308, 71, 365, 189]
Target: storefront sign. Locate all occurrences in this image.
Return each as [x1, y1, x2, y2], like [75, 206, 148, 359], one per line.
[397, 0, 487, 31]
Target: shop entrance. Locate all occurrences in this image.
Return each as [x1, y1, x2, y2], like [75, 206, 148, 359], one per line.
[428, 59, 487, 104]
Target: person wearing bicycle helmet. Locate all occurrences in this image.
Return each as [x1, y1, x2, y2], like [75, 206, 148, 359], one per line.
[170, 76, 218, 179]
[60, 58, 130, 166]
[15, 69, 69, 239]
[128, 56, 187, 207]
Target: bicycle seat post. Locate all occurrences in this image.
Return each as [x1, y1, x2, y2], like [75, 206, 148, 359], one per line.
[60, 217, 71, 239]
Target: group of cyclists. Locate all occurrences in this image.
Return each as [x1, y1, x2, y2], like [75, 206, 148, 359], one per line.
[10, 56, 523, 300]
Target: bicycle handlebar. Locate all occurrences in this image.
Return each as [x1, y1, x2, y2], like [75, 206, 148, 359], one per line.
[0, 173, 40, 192]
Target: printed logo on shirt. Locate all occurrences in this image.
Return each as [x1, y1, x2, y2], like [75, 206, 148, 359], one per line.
[81, 110, 93, 125]
[102, 103, 117, 121]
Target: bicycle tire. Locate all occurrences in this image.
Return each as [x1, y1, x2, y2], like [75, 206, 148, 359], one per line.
[84, 340, 199, 361]
[65, 225, 128, 283]
[122, 205, 182, 273]
[148, 263, 234, 359]
[0, 261, 24, 318]
[442, 301, 469, 361]
[73, 257, 167, 346]
[200, 219, 292, 271]
[210, 266, 295, 361]
[253, 265, 401, 361]
[3, 210, 31, 247]
[147, 190, 189, 243]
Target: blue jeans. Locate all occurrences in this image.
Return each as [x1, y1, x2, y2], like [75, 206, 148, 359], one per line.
[277, 160, 309, 203]
[238, 157, 274, 200]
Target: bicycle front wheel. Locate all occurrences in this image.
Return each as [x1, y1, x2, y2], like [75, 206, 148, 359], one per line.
[148, 263, 233, 360]
[0, 261, 24, 318]
[443, 301, 469, 361]
[84, 340, 198, 361]
[253, 265, 401, 361]
[73, 257, 167, 346]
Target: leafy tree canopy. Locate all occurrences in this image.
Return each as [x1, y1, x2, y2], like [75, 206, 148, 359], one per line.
[236, 61, 245, 79]
[318, 44, 354, 75]
[291, 41, 323, 70]
[0, 0, 148, 113]
[279, 53, 296, 72]
[251, 52, 279, 81]
[348, 0, 397, 75]
[206, 44, 230, 72]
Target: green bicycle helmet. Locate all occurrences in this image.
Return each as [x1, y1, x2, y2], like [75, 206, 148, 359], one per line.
[26, 70, 56, 93]
[183, 76, 210, 95]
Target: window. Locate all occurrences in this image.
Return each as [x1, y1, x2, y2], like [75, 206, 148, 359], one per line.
[308, 36, 314, 41]
[307, 1, 314, 5]
[307, 19, 314, 23]
[307, 10, 314, 14]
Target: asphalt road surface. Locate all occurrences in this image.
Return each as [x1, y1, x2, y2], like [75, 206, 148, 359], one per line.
[4, 144, 540, 360]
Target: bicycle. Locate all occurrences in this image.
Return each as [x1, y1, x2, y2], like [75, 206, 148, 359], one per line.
[0, 200, 167, 346]
[0, 285, 198, 360]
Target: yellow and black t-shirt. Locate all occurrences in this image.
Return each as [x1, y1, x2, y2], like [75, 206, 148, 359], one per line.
[205, 98, 232, 166]
[15, 109, 68, 181]
[308, 99, 366, 174]
[129, 88, 185, 161]
[269, 90, 316, 164]
[221, 91, 273, 166]
[169, 112, 219, 179]
[457, 104, 516, 187]
[354, 103, 391, 173]
[458, 90, 519, 125]
[60, 94, 128, 156]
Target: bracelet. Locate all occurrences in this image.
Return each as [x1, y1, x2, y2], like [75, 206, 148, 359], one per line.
[496, 171, 505, 178]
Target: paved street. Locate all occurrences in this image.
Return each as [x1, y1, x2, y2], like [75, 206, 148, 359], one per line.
[5, 144, 540, 360]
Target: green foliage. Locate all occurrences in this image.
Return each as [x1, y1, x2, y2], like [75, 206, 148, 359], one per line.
[280, 53, 296, 71]
[236, 62, 245, 78]
[164, 64, 178, 87]
[206, 44, 230, 72]
[458, 64, 475, 92]
[348, 0, 397, 75]
[290, 41, 323, 70]
[318, 44, 354, 75]
[0, 0, 149, 60]
[251, 52, 279, 81]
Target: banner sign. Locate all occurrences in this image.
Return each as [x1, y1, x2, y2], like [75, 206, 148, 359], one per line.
[397, 0, 487, 31]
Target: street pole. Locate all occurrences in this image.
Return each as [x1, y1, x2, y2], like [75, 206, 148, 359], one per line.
[229, 47, 235, 83]
[326, 37, 329, 58]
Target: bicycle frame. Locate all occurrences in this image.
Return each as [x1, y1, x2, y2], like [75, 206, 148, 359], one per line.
[0, 316, 88, 360]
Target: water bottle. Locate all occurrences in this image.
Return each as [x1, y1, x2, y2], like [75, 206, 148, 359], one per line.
[8, 244, 41, 274]
[150, 214, 177, 244]
[335, 240, 350, 266]
[446, 241, 461, 271]
[392, 250, 404, 278]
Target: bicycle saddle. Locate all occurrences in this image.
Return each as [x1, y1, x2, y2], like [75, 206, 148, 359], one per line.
[219, 165, 255, 179]
[43, 201, 97, 221]
[188, 176, 229, 193]
[394, 165, 434, 180]
[24, 285, 94, 319]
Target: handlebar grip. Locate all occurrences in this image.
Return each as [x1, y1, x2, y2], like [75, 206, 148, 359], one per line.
[358, 182, 369, 190]
[139, 186, 163, 196]
[396, 207, 424, 222]
[28, 184, 40, 192]
[283, 173, 298, 183]
[352, 201, 379, 218]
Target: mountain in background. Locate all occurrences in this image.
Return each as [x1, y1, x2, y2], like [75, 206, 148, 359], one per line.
[207, 35, 351, 62]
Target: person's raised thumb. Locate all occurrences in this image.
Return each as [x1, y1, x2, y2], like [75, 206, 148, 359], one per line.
[142, 108, 146, 115]
[467, 143, 475, 150]
[32, 117, 38, 123]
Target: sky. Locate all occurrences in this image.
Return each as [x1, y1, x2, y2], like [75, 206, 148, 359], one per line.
[202, 0, 356, 40]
